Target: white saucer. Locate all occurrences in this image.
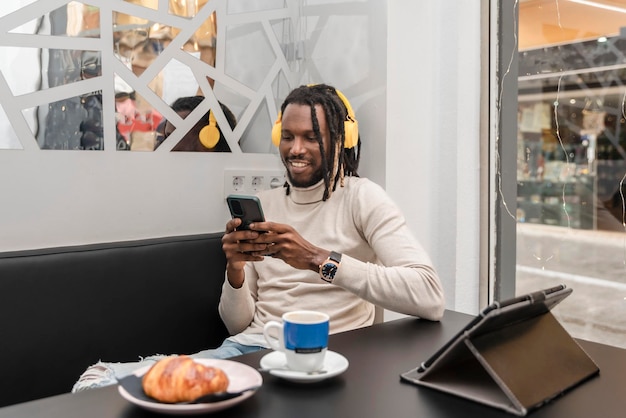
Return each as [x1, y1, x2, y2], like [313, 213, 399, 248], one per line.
[117, 358, 262, 415]
[259, 350, 349, 383]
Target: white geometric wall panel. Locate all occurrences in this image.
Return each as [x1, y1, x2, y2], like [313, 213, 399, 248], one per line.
[0, 0, 305, 153]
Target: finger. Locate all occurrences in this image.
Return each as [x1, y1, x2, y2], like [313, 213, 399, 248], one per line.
[248, 222, 268, 234]
[248, 243, 277, 257]
[225, 218, 241, 233]
[250, 233, 277, 245]
[226, 230, 261, 244]
[223, 244, 244, 259]
[225, 242, 262, 260]
[249, 221, 286, 234]
[239, 242, 271, 254]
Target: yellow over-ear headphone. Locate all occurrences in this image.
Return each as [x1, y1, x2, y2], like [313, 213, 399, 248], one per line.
[271, 86, 359, 149]
[199, 110, 220, 149]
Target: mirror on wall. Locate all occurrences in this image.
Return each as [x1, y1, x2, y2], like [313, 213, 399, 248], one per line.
[0, 0, 300, 152]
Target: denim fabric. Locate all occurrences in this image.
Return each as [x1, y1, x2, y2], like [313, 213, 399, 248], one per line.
[71, 339, 264, 393]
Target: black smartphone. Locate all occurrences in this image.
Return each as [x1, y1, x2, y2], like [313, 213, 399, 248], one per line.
[226, 194, 265, 231]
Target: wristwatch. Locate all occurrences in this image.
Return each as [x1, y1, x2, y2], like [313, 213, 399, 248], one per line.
[319, 251, 342, 283]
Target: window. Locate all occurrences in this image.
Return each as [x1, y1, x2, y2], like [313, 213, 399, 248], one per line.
[507, 0, 626, 349]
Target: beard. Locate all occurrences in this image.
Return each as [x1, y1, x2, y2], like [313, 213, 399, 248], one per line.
[284, 159, 326, 188]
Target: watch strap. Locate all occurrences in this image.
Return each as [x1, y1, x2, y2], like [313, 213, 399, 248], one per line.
[328, 251, 342, 264]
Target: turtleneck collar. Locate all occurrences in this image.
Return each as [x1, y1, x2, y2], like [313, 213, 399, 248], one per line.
[286, 179, 326, 205]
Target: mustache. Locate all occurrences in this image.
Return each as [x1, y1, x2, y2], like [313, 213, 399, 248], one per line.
[285, 156, 310, 164]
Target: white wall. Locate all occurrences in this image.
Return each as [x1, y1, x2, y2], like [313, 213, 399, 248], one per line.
[386, 1, 482, 315]
[0, 151, 283, 250]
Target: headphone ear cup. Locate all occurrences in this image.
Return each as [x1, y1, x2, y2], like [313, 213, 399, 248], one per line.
[343, 119, 358, 149]
[334, 88, 358, 149]
[199, 111, 220, 149]
[271, 114, 282, 147]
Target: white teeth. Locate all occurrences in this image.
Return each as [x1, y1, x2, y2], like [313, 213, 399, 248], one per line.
[291, 162, 307, 167]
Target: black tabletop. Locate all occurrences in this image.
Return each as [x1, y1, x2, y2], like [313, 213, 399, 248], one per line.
[1, 310, 625, 418]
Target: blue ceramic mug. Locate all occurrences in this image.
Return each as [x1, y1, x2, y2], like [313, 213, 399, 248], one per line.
[263, 310, 330, 372]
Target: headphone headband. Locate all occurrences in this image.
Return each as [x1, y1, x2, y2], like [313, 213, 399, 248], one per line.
[271, 85, 359, 148]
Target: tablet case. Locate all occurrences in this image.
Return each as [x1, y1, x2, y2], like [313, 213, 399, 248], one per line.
[400, 285, 600, 416]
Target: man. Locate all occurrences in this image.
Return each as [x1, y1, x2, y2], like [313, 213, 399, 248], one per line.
[72, 84, 443, 391]
[217, 83, 444, 354]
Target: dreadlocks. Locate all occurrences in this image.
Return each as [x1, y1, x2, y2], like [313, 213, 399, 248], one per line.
[279, 84, 361, 201]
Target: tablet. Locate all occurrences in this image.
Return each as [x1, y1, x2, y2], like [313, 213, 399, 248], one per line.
[400, 284, 599, 416]
[416, 284, 570, 374]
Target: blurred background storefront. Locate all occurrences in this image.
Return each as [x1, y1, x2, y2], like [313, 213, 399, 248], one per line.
[516, 0, 626, 348]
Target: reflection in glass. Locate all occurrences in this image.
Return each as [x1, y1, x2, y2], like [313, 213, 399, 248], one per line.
[515, 0, 626, 349]
[517, 44, 626, 230]
[111, 1, 219, 150]
[158, 96, 236, 152]
[2, 1, 220, 151]
[0, 0, 302, 152]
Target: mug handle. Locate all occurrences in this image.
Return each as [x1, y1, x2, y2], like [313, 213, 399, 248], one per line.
[263, 321, 284, 352]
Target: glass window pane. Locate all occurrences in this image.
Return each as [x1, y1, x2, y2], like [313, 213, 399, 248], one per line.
[517, 0, 626, 349]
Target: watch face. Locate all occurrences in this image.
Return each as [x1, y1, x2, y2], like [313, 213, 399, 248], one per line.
[322, 263, 338, 279]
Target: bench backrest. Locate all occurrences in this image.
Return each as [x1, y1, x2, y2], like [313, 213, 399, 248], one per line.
[0, 233, 230, 407]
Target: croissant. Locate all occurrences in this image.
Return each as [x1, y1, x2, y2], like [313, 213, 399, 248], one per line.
[142, 355, 229, 403]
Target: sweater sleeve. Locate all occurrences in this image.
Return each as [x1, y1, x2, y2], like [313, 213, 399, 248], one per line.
[217, 263, 258, 335]
[333, 181, 445, 321]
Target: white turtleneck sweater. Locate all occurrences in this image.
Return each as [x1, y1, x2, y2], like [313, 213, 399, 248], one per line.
[218, 176, 444, 348]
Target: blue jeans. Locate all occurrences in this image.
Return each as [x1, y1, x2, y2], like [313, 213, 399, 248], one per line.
[71, 339, 264, 393]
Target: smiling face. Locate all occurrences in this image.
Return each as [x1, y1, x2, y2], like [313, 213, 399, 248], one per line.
[278, 103, 331, 188]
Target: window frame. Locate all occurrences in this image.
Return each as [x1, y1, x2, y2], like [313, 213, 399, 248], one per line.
[490, 0, 518, 302]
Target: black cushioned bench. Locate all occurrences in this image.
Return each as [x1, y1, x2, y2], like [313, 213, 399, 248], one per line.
[0, 233, 230, 407]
